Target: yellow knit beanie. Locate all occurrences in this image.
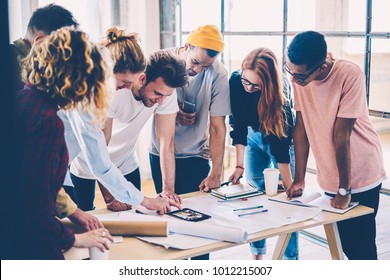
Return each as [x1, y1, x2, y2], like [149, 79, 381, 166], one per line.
[187, 25, 224, 53]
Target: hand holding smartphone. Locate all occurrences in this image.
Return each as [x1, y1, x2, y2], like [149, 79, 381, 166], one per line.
[181, 101, 196, 113]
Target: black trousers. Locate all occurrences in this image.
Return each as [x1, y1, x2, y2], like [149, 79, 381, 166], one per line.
[65, 168, 141, 211]
[327, 184, 381, 260]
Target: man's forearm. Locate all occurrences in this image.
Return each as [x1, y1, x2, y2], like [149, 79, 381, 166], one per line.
[97, 183, 115, 204]
[293, 114, 309, 183]
[235, 144, 245, 167]
[160, 141, 176, 192]
[335, 137, 351, 188]
[209, 120, 226, 177]
[334, 117, 356, 189]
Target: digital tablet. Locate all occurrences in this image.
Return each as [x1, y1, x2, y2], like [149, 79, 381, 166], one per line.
[166, 208, 211, 222]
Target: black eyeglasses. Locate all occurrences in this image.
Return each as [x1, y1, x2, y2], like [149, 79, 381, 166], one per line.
[240, 71, 261, 92]
[284, 60, 325, 83]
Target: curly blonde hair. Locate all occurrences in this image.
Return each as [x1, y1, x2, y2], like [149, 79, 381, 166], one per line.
[242, 48, 287, 138]
[101, 27, 146, 74]
[22, 27, 110, 122]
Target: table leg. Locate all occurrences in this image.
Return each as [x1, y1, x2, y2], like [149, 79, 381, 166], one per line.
[272, 233, 292, 260]
[323, 222, 344, 260]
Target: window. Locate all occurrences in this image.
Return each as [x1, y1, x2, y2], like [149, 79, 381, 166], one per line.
[172, 0, 390, 188]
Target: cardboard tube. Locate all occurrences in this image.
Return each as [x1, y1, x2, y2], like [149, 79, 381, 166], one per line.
[63, 220, 168, 236]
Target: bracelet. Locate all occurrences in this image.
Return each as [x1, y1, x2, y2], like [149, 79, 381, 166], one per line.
[106, 199, 116, 206]
[235, 165, 245, 170]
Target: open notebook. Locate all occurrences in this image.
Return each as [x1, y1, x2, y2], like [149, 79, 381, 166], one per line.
[268, 191, 359, 214]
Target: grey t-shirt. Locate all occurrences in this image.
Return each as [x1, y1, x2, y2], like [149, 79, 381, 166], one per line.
[150, 47, 231, 159]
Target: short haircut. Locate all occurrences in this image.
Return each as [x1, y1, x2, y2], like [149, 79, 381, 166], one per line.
[189, 44, 219, 58]
[145, 51, 188, 88]
[287, 31, 327, 69]
[27, 4, 79, 36]
[101, 27, 146, 74]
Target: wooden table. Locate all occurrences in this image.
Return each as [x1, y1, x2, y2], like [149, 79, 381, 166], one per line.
[64, 192, 373, 260]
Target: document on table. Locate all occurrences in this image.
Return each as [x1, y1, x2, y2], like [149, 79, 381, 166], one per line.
[181, 195, 322, 234]
[104, 212, 248, 249]
[268, 191, 359, 214]
[135, 195, 320, 249]
[92, 194, 321, 250]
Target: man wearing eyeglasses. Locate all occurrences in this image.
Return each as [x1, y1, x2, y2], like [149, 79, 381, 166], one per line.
[286, 31, 386, 260]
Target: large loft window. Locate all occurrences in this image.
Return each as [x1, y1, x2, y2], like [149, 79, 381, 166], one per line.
[166, 0, 390, 188]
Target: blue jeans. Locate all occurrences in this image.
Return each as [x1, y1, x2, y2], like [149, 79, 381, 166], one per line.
[246, 127, 299, 259]
[68, 169, 141, 211]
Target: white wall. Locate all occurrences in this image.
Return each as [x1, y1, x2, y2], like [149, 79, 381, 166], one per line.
[8, 0, 161, 179]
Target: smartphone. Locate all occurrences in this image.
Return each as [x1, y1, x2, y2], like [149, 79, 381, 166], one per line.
[181, 101, 196, 113]
[167, 208, 211, 222]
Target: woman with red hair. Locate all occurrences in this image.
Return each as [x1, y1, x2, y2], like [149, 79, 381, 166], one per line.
[228, 48, 297, 260]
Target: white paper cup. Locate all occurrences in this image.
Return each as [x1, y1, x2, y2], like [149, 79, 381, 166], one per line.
[89, 247, 109, 260]
[263, 168, 280, 196]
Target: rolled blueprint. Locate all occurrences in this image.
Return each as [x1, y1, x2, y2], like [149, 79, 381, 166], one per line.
[63, 219, 168, 237]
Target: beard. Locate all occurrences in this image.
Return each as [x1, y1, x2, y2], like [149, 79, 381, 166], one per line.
[135, 85, 157, 108]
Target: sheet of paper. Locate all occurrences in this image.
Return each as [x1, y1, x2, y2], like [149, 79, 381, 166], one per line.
[268, 192, 359, 214]
[309, 195, 359, 214]
[181, 195, 322, 234]
[137, 234, 217, 250]
[112, 236, 124, 243]
[93, 196, 321, 250]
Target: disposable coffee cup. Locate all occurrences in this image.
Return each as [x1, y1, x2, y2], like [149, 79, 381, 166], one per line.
[89, 246, 109, 260]
[263, 168, 280, 196]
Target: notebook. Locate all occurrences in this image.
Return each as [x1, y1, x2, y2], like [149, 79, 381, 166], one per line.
[210, 183, 262, 200]
[268, 191, 359, 214]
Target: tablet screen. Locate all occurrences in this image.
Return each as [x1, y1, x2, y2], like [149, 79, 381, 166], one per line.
[167, 208, 211, 222]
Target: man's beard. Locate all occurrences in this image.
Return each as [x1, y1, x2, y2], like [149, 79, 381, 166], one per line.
[136, 85, 157, 108]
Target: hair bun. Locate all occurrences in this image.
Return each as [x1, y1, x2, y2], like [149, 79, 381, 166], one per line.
[108, 31, 118, 42]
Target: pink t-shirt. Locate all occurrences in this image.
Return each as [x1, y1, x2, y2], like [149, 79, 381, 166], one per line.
[294, 59, 386, 193]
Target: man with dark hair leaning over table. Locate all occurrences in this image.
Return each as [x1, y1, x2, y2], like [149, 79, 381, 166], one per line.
[285, 30, 386, 260]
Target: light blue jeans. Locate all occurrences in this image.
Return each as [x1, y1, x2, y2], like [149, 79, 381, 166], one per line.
[245, 127, 299, 260]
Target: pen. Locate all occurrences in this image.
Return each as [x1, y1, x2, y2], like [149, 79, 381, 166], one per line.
[233, 205, 263, 211]
[135, 209, 147, 215]
[238, 209, 268, 217]
[220, 175, 243, 187]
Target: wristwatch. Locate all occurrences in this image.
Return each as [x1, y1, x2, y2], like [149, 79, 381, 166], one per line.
[338, 187, 352, 196]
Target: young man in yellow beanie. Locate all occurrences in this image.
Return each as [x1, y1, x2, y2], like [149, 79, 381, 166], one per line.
[149, 25, 230, 259]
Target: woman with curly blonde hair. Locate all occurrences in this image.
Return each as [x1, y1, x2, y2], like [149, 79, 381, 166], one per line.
[228, 47, 297, 260]
[16, 27, 113, 259]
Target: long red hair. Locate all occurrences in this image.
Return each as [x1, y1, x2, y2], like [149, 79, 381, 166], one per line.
[241, 48, 287, 138]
